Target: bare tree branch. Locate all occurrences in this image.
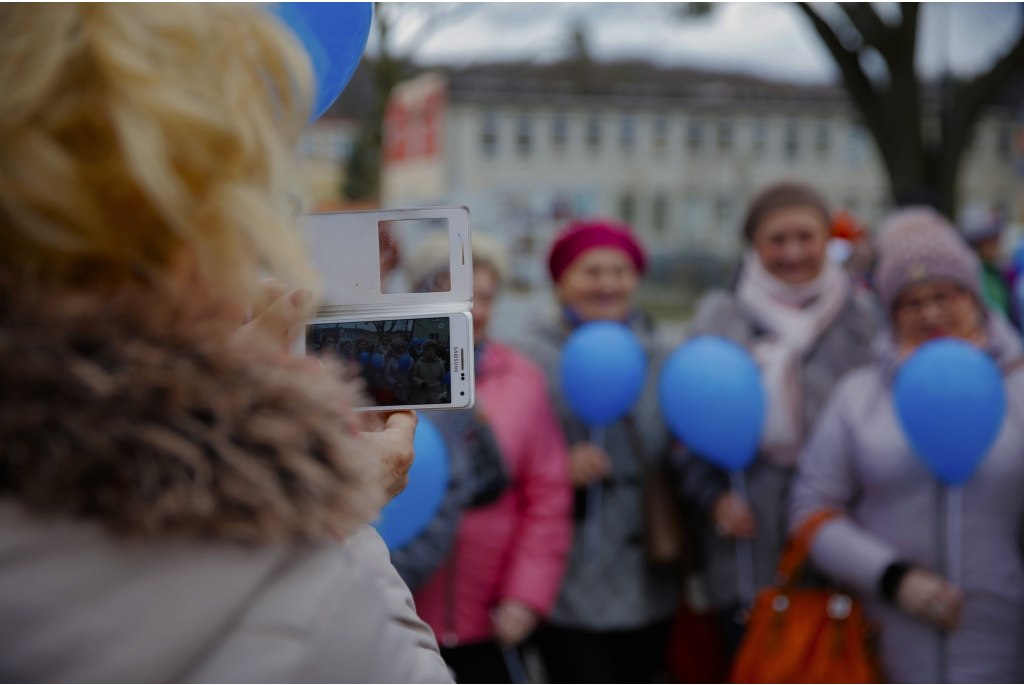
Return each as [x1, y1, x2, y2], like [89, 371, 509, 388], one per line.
[935, 16, 1024, 212]
[796, 3, 881, 128]
[946, 21, 1024, 136]
[838, 3, 892, 54]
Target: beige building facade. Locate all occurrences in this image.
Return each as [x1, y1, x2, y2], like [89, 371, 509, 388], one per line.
[382, 63, 1024, 289]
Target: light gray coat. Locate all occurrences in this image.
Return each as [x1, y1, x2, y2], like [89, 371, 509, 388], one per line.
[514, 313, 677, 631]
[0, 504, 452, 683]
[791, 315, 1024, 683]
[681, 288, 880, 609]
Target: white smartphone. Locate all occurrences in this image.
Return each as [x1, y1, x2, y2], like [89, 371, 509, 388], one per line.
[295, 311, 475, 411]
[296, 206, 475, 411]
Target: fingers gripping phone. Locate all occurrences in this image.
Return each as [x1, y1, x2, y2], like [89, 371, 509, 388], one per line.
[292, 206, 475, 411]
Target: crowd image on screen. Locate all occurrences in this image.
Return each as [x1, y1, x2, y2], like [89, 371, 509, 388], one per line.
[308, 319, 452, 406]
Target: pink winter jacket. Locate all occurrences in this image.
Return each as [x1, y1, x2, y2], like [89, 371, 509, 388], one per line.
[413, 342, 572, 646]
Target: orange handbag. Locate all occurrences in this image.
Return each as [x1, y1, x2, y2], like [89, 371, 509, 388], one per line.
[730, 510, 881, 684]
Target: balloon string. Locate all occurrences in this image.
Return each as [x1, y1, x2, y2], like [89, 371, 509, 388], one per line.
[935, 482, 947, 685]
[501, 646, 528, 684]
[730, 469, 756, 607]
[948, 486, 962, 589]
[585, 426, 605, 567]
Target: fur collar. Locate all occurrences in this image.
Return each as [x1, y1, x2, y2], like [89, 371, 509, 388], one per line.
[0, 273, 384, 543]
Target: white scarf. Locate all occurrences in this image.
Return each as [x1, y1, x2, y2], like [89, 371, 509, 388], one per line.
[736, 253, 850, 467]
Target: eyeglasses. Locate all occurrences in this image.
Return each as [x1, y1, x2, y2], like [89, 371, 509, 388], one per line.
[895, 286, 967, 315]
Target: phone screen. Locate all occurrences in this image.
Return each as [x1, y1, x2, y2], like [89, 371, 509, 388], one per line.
[307, 317, 453, 407]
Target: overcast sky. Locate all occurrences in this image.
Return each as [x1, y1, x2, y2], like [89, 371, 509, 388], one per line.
[366, 2, 1023, 85]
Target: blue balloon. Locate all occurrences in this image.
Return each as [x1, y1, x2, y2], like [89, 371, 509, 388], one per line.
[374, 415, 450, 550]
[272, 3, 373, 121]
[398, 353, 413, 371]
[560, 321, 647, 427]
[370, 353, 384, 369]
[659, 336, 765, 471]
[443, 372, 451, 386]
[412, 338, 421, 347]
[894, 338, 1006, 485]
[358, 351, 369, 364]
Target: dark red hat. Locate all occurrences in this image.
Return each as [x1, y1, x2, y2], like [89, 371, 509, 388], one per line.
[548, 218, 647, 283]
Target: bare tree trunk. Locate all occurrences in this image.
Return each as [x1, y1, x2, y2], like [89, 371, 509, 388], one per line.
[798, 2, 1024, 217]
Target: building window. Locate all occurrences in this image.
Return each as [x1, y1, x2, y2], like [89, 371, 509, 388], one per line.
[717, 120, 734, 153]
[846, 124, 866, 167]
[586, 114, 602, 151]
[997, 124, 1012, 161]
[552, 112, 568, 152]
[784, 120, 799, 160]
[618, 192, 636, 224]
[752, 118, 767, 157]
[517, 114, 532, 156]
[683, 193, 704, 239]
[815, 121, 829, 159]
[714, 194, 734, 229]
[620, 114, 636, 153]
[481, 111, 498, 157]
[653, 116, 669, 155]
[687, 119, 703, 152]
[653, 194, 669, 233]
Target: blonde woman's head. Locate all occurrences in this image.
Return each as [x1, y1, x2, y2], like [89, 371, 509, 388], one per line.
[0, 3, 318, 306]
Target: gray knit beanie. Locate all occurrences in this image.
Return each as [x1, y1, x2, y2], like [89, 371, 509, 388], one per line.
[875, 207, 982, 311]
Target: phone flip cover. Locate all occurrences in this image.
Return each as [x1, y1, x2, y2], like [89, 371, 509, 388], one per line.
[301, 206, 473, 318]
[300, 206, 475, 410]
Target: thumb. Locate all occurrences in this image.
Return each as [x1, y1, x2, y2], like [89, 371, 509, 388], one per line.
[383, 410, 418, 439]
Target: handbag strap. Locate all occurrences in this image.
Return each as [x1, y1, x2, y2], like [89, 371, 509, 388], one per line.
[776, 508, 841, 587]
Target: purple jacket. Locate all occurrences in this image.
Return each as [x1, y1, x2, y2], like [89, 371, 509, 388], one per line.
[791, 314, 1024, 683]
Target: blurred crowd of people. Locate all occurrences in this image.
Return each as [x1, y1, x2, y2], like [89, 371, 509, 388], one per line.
[2, 4, 1024, 685]
[380, 174, 1024, 683]
[314, 328, 453, 406]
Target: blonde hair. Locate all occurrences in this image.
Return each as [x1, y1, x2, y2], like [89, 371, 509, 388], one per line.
[0, 3, 318, 303]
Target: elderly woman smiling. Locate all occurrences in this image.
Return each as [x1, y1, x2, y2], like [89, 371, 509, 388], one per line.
[683, 183, 880, 652]
[516, 219, 678, 683]
[790, 208, 1024, 683]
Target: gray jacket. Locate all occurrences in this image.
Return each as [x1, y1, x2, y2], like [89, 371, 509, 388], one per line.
[514, 313, 677, 631]
[681, 289, 880, 608]
[0, 503, 451, 683]
[791, 315, 1024, 683]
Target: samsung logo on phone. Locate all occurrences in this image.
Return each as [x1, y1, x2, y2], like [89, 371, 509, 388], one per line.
[453, 349, 460, 374]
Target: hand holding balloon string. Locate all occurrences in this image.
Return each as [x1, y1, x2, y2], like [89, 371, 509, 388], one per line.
[712, 491, 756, 539]
[659, 336, 766, 606]
[569, 442, 612, 487]
[896, 568, 963, 632]
[559, 322, 648, 567]
[893, 339, 1004, 638]
[492, 600, 540, 646]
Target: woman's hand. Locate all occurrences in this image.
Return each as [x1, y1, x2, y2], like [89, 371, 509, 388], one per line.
[358, 411, 418, 502]
[492, 600, 539, 646]
[569, 443, 612, 487]
[896, 568, 963, 631]
[711, 492, 756, 539]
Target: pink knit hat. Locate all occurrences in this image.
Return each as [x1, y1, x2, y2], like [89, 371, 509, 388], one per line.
[875, 207, 982, 311]
[548, 219, 647, 283]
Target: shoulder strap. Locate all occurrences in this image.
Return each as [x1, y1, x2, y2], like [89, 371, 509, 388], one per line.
[776, 508, 840, 586]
